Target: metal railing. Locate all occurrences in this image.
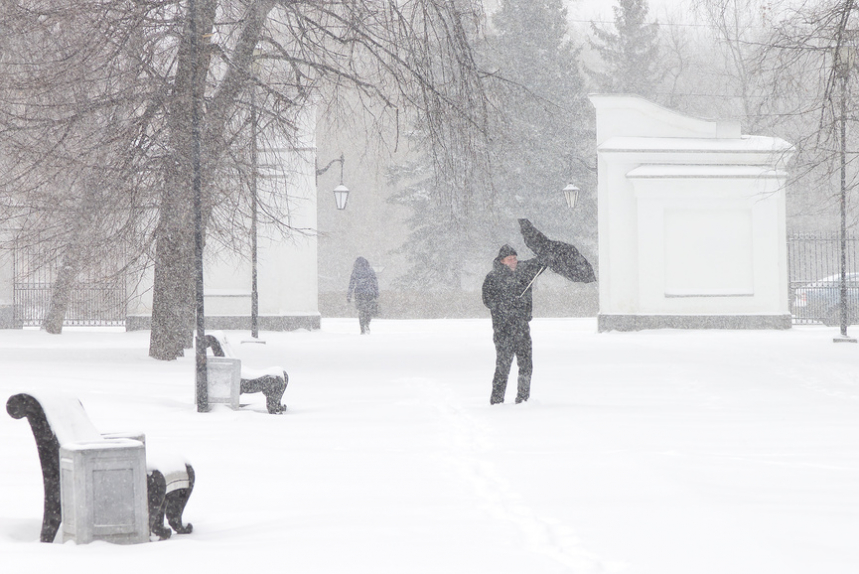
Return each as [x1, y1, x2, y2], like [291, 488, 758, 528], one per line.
[788, 232, 859, 325]
[12, 241, 127, 327]
[13, 282, 127, 327]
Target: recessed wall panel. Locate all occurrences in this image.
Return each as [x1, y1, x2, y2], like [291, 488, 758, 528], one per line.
[664, 209, 754, 297]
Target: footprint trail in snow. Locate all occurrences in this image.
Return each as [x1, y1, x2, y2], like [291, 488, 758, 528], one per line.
[410, 377, 626, 573]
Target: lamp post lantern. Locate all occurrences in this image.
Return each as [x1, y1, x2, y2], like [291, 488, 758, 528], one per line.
[333, 184, 350, 210]
[561, 183, 580, 210]
[316, 153, 350, 210]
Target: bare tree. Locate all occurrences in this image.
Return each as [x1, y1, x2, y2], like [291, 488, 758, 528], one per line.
[0, 1, 492, 357]
[0, 2, 158, 333]
[683, 1, 859, 228]
[745, 0, 859, 228]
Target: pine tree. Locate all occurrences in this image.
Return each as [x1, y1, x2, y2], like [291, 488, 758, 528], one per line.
[390, 0, 596, 294]
[589, 0, 662, 98]
[486, 0, 595, 253]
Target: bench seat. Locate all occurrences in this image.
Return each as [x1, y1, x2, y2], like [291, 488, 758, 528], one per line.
[7, 392, 194, 542]
[204, 331, 288, 414]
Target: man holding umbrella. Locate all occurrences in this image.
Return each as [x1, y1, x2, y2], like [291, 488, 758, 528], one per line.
[482, 244, 547, 405]
[482, 221, 595, 405]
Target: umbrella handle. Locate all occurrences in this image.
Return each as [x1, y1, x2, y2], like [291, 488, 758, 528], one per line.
[519, 265, 546, 298]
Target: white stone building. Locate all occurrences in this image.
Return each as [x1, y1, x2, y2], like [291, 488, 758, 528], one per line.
[591, 94, 794, 330]
[126, 111, 321, 331]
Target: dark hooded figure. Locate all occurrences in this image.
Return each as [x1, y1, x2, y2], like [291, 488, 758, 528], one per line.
[482, 244, 547, 404]
[347, 256, 379, 334]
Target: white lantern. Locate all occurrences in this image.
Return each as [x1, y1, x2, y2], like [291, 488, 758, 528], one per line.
[333, 184, 350, 211]
[561, 183, 579, 209]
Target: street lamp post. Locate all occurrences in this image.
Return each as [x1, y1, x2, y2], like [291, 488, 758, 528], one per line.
[561, 148, 593, 210]
[316, 153, 350, 210]
[189, 0, 209, 410]
[250, 76, 259, 339]
[834, 45, 856, 343]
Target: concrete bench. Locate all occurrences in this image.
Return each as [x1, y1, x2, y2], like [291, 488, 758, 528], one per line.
[6, 392, 194, 543]
[204, 331, 288, 414]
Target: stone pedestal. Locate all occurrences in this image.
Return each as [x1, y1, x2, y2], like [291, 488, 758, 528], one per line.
[59, 439, 149, 544]
[207, 357, 241, 409]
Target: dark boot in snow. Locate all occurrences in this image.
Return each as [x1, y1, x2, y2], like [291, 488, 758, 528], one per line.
[516, 373, 530, 404]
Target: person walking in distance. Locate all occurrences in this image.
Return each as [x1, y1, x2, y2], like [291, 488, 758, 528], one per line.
[347, 256, 379, 334]
[482, 244, 546, 404]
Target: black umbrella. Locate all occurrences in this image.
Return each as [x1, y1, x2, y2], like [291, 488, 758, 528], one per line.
[518, 218, 596, 284]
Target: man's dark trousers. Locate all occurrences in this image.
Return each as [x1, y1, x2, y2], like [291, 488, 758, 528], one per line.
[491, 320, 532, 404]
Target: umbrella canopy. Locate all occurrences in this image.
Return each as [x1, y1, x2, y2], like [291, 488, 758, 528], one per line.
[518, 219, 596, 283]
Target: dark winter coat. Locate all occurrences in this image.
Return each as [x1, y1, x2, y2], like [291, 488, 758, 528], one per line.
[347, 257, 379, 315]
[482, 253, 546, 335]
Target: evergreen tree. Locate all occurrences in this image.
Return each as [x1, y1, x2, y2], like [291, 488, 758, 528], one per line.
[388, 158, 479, 293]
[486, 0, 595, 255]
[589, 0, 662, 98]
[391, 0, 595, 294]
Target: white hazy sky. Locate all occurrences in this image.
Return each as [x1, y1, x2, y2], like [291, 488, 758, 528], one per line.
[481, 0, 696, 26]
[570, 0, 695, 21]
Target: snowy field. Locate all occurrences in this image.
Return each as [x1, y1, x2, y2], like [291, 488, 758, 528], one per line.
[1, 318, 857, 574]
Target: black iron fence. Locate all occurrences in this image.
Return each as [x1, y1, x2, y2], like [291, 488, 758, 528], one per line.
[787, 232, 859, 325]
[13, 282, 127, 327]
[12, 243, 127, 328]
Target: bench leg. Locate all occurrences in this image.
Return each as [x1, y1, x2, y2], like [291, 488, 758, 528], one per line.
[240, 372, 288, 414]
[6, 393, 64, 542]
[165, 465, 195, 534]
[41, 488, 62, 542]
[38, 447, 62, 543]
[148, 464, 194, 539]
[147, 471, 172, 540]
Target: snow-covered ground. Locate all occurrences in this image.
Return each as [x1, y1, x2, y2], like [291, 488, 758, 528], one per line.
[1, 318, 857, 573]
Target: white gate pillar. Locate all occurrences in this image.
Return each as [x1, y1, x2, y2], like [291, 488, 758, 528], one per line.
[590, 94, 794, 331]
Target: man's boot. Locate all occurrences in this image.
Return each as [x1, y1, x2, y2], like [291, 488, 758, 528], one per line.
[515, 373, 530, 404]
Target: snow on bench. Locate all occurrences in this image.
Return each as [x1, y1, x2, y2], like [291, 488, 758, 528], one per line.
[6, 392, 194, 542]
[204, 331, 288, 414]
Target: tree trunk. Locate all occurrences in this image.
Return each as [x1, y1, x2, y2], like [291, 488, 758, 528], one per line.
[148, 0, 274, 360]
[42, 255, 82, 335]
[148, 2, 217, 360]
[149, 190, 195, 359]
